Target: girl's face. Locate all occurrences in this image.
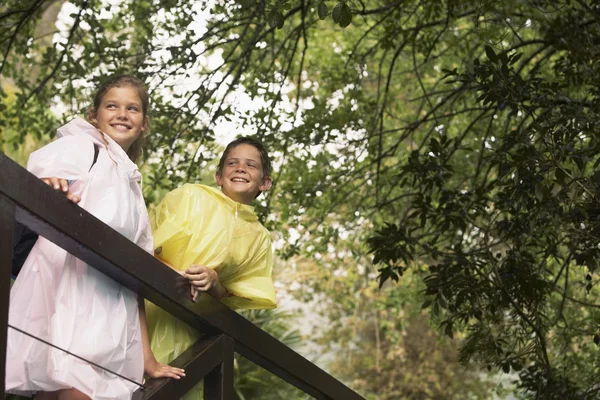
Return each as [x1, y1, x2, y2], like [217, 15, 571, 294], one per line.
[93, 86, 146, 151]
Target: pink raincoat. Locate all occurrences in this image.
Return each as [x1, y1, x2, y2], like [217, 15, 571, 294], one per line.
[6, 118, 152, 399]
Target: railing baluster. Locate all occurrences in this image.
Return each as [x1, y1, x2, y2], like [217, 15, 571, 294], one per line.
[0, 196, 15, 396]
[135, 334, 232, 400]
[204, 335, 234, 400]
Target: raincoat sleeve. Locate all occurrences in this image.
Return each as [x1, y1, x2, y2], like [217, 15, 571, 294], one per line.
[27, 135, 95, 182]
[134, 203, 154, 254]
[150, 184, 276, 309]
[149, 185, 229, 271]
[221, 230, 277, 310]
[148, 188, 182, 252]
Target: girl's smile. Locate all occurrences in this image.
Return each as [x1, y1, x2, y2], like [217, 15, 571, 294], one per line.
[94, 86, 146, 151]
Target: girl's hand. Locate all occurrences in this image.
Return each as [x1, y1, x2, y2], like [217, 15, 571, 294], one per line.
[145, 358, 186, 380]
[41, 176, 81, 203]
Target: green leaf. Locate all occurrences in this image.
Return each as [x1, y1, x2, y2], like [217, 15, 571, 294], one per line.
[332, 2, 342, 23]
[535, 182, 544, 202]
[510, 52, 523, 65]
[318, 1, 328, 20]
[444, 321, 453, 338]
[338, 3, 352, 27]
[485, 45, 497, 62]
[594, 334, 600, 345]
[421, 298, 433, 309]
[267, 9, 284, 29]
[555, 168, 567, 185]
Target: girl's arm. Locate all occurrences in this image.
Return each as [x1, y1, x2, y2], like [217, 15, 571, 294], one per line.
[137, 295, 186, 379]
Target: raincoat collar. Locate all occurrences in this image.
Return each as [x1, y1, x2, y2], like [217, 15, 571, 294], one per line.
[202, 185, 258, 222]
[57, 117, 141, 182]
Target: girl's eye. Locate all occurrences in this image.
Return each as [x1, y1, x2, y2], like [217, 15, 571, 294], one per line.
[106, 104, 117, 109]
[128, 106, 139, 112]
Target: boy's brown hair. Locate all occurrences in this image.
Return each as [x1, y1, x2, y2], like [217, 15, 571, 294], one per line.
[217, 137, 272, 178]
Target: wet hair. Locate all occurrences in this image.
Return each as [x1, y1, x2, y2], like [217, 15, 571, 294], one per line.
[88, 74, 149, 163]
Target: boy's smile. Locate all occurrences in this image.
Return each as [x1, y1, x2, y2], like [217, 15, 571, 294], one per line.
[216, 143, 272, 204]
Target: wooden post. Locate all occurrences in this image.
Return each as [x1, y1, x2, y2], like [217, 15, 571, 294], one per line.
[204, 335, 234, 400]
[0, 196, 15, 396]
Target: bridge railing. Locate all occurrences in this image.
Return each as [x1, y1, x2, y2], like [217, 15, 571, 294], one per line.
[0, 152, 364, 400]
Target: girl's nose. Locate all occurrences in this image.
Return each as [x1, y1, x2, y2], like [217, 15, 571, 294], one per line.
[117, 109, 129, 119]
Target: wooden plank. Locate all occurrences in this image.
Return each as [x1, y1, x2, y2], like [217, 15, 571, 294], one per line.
[0, 195, 15, 396]
[204, 335, 234, 400]
[133, 334, 229, 400]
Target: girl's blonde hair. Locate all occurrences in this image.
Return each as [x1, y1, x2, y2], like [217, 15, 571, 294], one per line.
[87, 74, 150, 163]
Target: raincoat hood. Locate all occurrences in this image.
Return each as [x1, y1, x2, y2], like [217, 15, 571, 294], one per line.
[57, 117, 141, 181]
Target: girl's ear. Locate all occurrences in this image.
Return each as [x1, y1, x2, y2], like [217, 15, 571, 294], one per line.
[88, 108, 98, 125]
[141, 115, 149, 134]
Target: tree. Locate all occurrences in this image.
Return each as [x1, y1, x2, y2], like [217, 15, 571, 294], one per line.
[3, 0, 600, 398]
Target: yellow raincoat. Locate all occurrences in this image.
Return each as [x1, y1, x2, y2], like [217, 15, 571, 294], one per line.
[145, 184, 276, 398]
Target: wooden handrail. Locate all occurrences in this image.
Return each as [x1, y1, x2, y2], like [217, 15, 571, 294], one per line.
[0, 152, 364, 400]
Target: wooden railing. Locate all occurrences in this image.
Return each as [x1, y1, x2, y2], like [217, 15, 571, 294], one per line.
[0, 152, 364, 400]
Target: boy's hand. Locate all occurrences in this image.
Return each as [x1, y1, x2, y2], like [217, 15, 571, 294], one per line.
[185, 265, 219, 291]
[42, 176, 81, 204]
[185, 265, 229, 301]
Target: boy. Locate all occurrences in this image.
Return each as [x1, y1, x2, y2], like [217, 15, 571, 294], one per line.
[182, 137, 275, 304]
[145, 137, 277, 388]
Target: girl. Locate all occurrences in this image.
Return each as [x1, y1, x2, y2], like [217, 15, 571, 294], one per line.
[5, 75, 185, 400]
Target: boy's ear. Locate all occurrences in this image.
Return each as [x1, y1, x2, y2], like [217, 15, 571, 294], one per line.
[215, 171, 224, 187]
[259, 176, 273, 192]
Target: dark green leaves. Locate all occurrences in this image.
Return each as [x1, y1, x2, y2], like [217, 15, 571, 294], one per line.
[331, 2, 352, 28]
[484, 45, 498, 63]
[267, 8, 285, 29]
[318, 1, 328, 20]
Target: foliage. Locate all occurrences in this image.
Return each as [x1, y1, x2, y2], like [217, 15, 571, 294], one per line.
[295, 261, 499, 399]
[234, 309, 310, 400]
[4, 0, 600, 398]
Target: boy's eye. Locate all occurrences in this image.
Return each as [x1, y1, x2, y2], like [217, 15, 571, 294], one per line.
[248, 164, 256, 169]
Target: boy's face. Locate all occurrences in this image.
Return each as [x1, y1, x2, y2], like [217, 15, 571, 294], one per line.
[216, 143, 272, 205]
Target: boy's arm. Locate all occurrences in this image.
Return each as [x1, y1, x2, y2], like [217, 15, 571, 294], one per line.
[155, 253, 202, 301]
